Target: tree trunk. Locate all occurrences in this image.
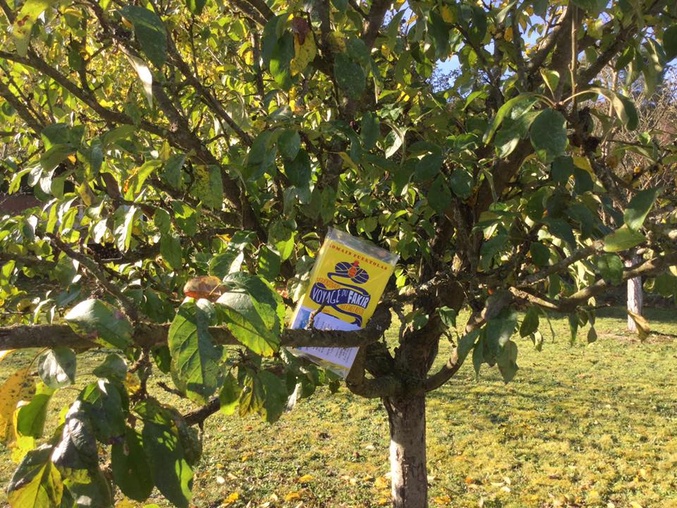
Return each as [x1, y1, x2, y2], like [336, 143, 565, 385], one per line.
[384, 393, 428, 508]
[626, 255, 643, 332]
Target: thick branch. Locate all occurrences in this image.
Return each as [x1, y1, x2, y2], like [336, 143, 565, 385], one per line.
[0, 304, 391, 350]
[424, 348, 462, 392]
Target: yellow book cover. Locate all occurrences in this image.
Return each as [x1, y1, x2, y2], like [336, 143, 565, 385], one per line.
[290, 228, 398, 377]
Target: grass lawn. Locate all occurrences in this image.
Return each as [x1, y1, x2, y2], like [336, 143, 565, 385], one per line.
[1, 306, 676, 508]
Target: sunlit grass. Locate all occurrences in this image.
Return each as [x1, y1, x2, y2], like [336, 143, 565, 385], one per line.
[0, 307, 675, 507]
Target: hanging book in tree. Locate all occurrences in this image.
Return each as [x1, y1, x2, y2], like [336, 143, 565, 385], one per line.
[290, 228, 398, 378]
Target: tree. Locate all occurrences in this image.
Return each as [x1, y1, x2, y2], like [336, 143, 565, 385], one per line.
[599, 69, 677, 330]
[1, 1, 677, 507]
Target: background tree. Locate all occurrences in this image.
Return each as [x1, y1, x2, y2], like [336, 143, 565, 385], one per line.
[1, 1, 676, 507]
[598, 68, 677, 330]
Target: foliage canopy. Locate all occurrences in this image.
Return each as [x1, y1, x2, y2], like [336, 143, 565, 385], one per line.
[1, 0, 676, 506]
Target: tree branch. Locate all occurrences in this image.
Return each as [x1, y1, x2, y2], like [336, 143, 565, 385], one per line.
[424, 348, 463, 392]
[0, 303, 392, 350]
[47, 234, 140, 322]
[518, 240, 604, 287]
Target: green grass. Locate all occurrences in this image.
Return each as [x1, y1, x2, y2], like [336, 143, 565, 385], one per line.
[1, 307, 676, 508]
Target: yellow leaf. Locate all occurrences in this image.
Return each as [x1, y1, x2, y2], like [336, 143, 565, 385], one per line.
[114, 499, 138, 508]
[0, 368, 35, 443]
[628, 311, 651, 341]
[0, 350, 15, 363]
[297, 474, 314, 484]
[573, 155, 593, 173]
[224, 492, 240, 503]
[291, 34, 317, 76]
[504, 26, 513, 42]
[374, 476, 389, 489]
[284, 491, 302, 501]
[440, 5, 455, 23]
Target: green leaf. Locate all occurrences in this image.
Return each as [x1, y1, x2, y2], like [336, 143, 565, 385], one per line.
[218, 373, 241, 416]
[51, 401, 99, 470]
[120, 6, 168, 68]
[543, 217, 576, 247]
[114, 205, 138, 253]
[160, 233, 183, 270]
[185, 0, 207, 15]
[415, 153, 443, 182]
[258, 245, 281, 281]
[587, 326, 597, 344]
[552, 155, 574, 184]
[168, 300, 222, 404]
[520, 307, 540, 338]
[496, 340, 519, 383]
[612, 93, 639, 131]
[568, 313, 579, 344]
[596, 253, 624, 284]
[92, 354, 128, 382]
[256, 370, 290, 423]
[172, 201, 198, 236]
[483, 93, 536, 143]
[163, 154, 186, 189]
[112, 427, 154, 501]
[360, 112, 380, 150]
[278, 129, 301, 160]
[137, 402, 193, 508]
[485, 310, 517, 355]
[65, 299, 133, 349]
[529, 242, 550, 267]
[239, 371, 265, 416]
[209, 231, 254, 278]
[624, 188, 660, 231]
[12, 0, 53, 57]
[438, 306, 457, 328]
[283, 150, 312, 187]
[216, 273, 283, 357]
[62, 468, 113, 508]
[585, 87, 639, 131]
[449, 169, 474, 199]
[457, 328, 480, 364]
[269, 32, 295, 90]
[38, 347, 76, 389]
[664, 24, 677, 61]
[335, 52, 366, 100]
[603, 226, 646, 252]
[540, 69, 560, 95]
[530, 109, 568, 162]
[7, 445, 62, 507]
[192, 165, 223, 209]
[427, 175, 452, 214]
[15, 382, 55, 440]
[570, 0, 605, 15]
[78, 380, 127, 443]
[472, 334, 485, 378]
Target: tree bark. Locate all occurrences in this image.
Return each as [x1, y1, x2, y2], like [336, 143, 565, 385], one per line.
[384, 393, 428, 508]
[626, 255, 643, 332]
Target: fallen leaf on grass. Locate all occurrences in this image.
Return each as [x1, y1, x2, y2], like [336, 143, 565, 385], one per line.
[284, 491, 302, 501]
[223, 492, 240, 505]
[297, 474, 314, 484]
[374, 476, 389, 489]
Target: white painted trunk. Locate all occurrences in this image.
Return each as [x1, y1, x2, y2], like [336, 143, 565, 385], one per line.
[626, 255, 643, 332]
